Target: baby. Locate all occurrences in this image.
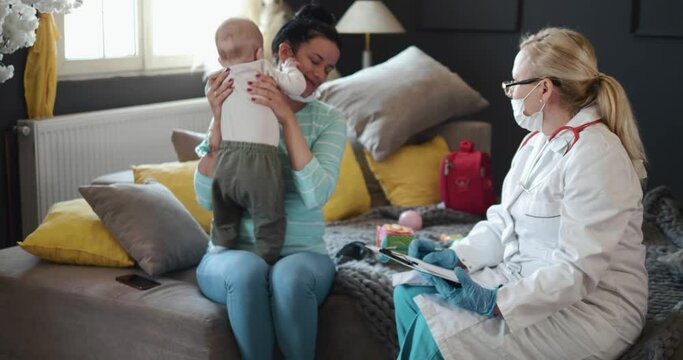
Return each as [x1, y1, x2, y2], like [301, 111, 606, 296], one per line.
[196, 18, 305, 264]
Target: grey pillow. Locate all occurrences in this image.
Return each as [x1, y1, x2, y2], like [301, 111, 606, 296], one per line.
[348, 134, 390, 208]
[171, 128, 205, 162]
[79, 182, 208, 276]
[318, 46, 489, 161]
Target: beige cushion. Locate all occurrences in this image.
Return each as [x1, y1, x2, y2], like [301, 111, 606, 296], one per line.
[79, 182, 209, 276]
[409, 120, 492, 155]
[318, 46, 489, 161]
[91, 170, 134, 185]
[171, 128, 205, 162]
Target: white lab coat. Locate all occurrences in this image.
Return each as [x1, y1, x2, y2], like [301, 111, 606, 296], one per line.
[416, 106, 648, 359]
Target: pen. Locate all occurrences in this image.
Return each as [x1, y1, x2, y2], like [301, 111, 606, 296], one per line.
[384, 246, 448, 252]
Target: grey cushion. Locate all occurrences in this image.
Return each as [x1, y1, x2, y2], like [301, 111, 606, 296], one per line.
[318, 46, 489, 161]
[171, 128, 205, 162]
[0, 246, 390, 360]
[348, 134, 390, 208]
[0, 247, 235, 359]
[79, 182, 208, 276]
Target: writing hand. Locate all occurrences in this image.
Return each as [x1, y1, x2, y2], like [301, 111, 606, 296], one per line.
[429, 267, 497, 318]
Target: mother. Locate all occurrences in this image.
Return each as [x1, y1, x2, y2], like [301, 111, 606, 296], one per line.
[193, 5, 344, 360]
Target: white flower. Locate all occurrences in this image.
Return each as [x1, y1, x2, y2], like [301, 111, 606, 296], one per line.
[23, 0, 82, 14]
[0, 0, 82, 83]
[0, 2, 10, 32]
[1, 1, 38, 54]
[0, 63, 14, 83]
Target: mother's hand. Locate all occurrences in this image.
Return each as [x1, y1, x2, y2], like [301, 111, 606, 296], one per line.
[248, 73, 296, 125]
[206, 68, 234, 118]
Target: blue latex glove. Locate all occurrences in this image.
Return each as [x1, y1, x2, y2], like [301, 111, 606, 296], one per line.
[429, 267, 498, 318]
[423, 249, 458, 269]
[408, 239, 438, 260]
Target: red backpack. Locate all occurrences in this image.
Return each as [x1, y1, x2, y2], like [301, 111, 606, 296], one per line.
[439, 139, 495, 215]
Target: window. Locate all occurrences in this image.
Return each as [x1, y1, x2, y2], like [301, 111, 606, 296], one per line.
[56, 0, 245, 78]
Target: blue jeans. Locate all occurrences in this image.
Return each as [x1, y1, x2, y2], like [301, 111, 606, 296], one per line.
[394, 285, 444, 360]
[196, 250, 336, 360]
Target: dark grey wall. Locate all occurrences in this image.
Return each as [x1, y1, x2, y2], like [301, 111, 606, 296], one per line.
[0, 49, 29, 249]
[1, 0, 682, 248]
[364, 0, 683, 205]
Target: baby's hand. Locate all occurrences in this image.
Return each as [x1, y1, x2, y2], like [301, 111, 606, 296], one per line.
[209, 132, 221, 153]
[209, 118, 222, 152]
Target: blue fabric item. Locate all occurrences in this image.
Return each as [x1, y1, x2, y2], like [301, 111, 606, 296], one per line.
[196, 250, 335, 360]
[394, 285, 444, 360]
[423, 249, 458, 269]
[193, 169, 213, 211]
[429, 267, 498, 318]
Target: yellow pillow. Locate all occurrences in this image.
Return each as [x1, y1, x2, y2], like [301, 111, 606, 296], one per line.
[132, 160, 212, 233]
[18, 199, 134, 267]
[323, 141, 371, 221]
[365, 136, 449, 206]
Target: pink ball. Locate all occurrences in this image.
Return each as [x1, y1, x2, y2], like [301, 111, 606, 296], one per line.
[398, 210, 423, 230]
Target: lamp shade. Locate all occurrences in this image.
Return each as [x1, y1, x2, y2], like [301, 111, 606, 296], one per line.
[336, 1, 405, 34]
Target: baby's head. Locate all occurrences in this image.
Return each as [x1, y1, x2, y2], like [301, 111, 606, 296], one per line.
[215, 18, 264, 67]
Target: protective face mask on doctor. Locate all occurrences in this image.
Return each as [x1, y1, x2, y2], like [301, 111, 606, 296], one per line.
[511, 82, 545, 132]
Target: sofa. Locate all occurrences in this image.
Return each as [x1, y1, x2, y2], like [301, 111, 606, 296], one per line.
[0, 116, 491, 359]
[4, 186, 683, 360]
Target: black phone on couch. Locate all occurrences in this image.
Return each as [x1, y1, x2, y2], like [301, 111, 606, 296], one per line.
[116, 274, 161, 290]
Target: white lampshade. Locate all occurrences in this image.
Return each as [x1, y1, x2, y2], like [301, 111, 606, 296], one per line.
[336, 1, 405, 34]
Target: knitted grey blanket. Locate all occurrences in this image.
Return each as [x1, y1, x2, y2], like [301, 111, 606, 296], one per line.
[324, 205, 480, 359]
[325, 193, 683, 360]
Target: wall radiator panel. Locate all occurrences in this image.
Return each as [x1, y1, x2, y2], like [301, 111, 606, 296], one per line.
[17, 98, 211, 237]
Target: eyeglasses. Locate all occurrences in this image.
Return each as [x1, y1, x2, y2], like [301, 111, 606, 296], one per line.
[501, 78, 543, 98]
[501, 77, 562, 98]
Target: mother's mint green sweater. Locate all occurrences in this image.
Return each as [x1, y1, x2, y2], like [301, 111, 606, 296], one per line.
[195, 100, 346, 256]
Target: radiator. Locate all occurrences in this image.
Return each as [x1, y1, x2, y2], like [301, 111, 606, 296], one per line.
[17, 98, 212, 238]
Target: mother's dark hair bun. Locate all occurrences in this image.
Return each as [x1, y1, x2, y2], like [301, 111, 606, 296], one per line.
[271, 3, 341, 61]
[294, 4, 336, 26]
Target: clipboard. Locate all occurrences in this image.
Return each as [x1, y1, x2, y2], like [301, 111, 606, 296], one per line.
[368, 246, 460, 285]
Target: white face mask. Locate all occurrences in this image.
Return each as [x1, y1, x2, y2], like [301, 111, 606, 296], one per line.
[511, 82, 545, 132]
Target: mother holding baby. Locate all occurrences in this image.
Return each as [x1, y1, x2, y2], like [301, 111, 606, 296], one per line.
[193, 4, 345, 360]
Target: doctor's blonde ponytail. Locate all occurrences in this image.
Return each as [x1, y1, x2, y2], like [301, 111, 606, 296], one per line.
[593, 74, 646, 164]
[520, 28, 646, 165]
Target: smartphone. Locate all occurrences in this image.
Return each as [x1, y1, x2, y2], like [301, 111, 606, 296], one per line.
[115, 274, 161, 290]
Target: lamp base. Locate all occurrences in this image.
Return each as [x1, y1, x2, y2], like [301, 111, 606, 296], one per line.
[362, 50, 372, 68]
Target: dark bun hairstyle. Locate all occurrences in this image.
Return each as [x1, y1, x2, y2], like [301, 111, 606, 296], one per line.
[271, 3, 341, 61]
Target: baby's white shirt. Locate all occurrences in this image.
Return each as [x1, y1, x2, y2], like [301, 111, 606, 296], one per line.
[211, 59, 305, 147]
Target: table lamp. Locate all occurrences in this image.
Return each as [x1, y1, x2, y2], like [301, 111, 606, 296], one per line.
[336, 0, 405, 68]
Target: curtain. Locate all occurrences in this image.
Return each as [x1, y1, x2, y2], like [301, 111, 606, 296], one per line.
[24, 12, 58, 119]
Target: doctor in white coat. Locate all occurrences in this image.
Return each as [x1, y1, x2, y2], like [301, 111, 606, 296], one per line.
[394, 27, 649, 360]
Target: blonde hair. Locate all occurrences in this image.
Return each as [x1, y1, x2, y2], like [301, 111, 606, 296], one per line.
[520, 27, 646, 164]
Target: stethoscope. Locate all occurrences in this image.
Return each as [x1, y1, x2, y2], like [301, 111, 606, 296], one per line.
[519, 119, 603, 192]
